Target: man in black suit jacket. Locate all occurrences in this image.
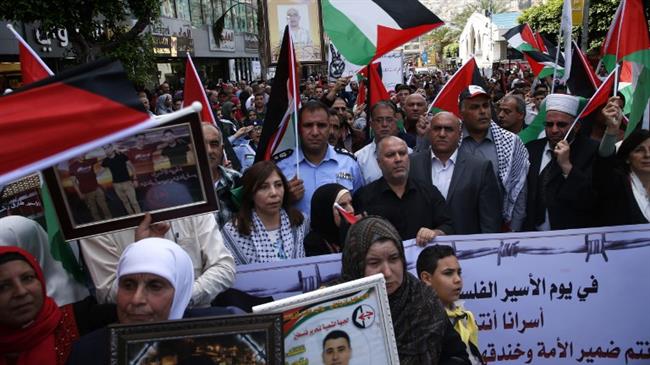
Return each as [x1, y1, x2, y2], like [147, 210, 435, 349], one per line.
[410, 112, 502, 234]
[523, 94, 598, 231]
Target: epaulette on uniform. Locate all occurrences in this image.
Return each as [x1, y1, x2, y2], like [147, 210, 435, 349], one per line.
[272, 149, 294, 162]
[334, 146, 356, 160]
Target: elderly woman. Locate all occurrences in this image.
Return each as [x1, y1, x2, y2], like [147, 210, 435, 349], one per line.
[340, 217, 470, 365]
[304, 183, 356, 256]
[66, 238, 194, 364]
[0, 246, 81, 365]
[222, 161, 306, 265]
[595, 97, 650, 225]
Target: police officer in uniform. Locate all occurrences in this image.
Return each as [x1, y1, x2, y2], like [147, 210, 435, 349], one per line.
[275, 100, 364, 215]
[232, 120, 263, 172]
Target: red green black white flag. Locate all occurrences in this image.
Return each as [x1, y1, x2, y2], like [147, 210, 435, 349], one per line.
[322, 0, 443, 66]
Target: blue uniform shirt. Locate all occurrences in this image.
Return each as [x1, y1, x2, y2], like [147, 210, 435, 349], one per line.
[275, 145, 364, 215]
[232, 137, 257, 172]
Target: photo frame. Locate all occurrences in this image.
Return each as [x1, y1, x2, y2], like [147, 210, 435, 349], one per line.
[262, 0, 325, 64]
[253, 273, 400, 364]
[109, 313, 284, 365]
[42, 111, 217, 240]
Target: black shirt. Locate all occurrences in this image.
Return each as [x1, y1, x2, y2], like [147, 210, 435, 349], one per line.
[101, 153, 131, 183]
[162, 139, 190, 166]
[353, 176, 454, 240]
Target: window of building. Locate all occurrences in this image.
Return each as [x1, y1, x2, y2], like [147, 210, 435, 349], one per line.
[160, 0, 176, 18]
[176, 0, 192, 21]
[203, 0, 214, 25]
[190, 0, 203, 26]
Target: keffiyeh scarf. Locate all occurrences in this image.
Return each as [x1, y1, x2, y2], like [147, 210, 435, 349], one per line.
[223, 209, 305, 265]
[490, 122, 530, 222]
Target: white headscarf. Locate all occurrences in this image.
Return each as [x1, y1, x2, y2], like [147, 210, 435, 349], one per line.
[117, 238, 194, 320]
[0, 215, 90, 306]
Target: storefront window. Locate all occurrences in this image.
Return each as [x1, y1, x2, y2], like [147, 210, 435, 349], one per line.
[176, 0, 191, 21]
[190, 0, 203, 26]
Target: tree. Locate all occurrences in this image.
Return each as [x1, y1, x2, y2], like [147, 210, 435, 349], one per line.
[0, 0, 161, 85]
[444, 42, 459, 58]
[423, 26, 461, 65]
[518, 0, 648, 54]
[451, 0, 509, 28]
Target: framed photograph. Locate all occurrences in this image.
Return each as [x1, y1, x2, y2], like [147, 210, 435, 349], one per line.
[42, 111, 217, 240]
[109, 313, 284, 365]
[262, 0, 325, 64]
[253, 273, 400, 365]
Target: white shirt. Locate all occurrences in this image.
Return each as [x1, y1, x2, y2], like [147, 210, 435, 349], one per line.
[431, 150, 458, 199]
[80, 213, 236, 307]
[631, 172, 650, 221]
[355, 141, 413, 185]
[539, 143, 553, 174]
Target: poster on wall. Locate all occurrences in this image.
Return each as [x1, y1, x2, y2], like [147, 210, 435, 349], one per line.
[262, 0, 324, 64]
[253, 274, 400, 365]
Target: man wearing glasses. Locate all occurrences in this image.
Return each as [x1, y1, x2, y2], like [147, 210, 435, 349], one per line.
[523, 93, 599, 231]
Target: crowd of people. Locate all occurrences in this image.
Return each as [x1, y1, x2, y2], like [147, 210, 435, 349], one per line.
[1, 64, 648, 365]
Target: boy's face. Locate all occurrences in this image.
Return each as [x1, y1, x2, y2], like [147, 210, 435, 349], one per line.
[420, 256, 463, 308]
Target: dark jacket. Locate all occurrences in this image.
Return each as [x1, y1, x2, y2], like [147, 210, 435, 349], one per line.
[523, 136, 598, 231]
[410, 150, 502, 234]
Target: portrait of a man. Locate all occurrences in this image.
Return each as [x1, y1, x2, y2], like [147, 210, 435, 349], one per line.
[322, 330, 352, 365]
[266, 0, 323, 63]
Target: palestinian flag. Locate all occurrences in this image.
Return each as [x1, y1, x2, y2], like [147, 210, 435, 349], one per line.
[322, 0, 443, 66]
[256, 26, 301, 163]
[523, 50, 564, 79]
[7, 25, 85, 284]
[6, 24, 53, 84]
[601, 0, 650, 136]
[535, 32, 549, 53]
[601, 0, 650, 72]
[576, 69, 617, 121]
[357, 62, 390, 108]
[503, 24, 539, 52]
[518, 101, 547, 144]
[0, 59, 158, 185]
[184, 54, 216, 124]
[503, 24, 564, 80]
[183, 54, 242, 171]
[428, 57, 485, 118]
[566, 40, 601, 98]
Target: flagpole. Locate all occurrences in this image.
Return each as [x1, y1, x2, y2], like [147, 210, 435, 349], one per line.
[563, 66, 617, 142]
[6, 24, 54, 76]
[612, 0, 626, 97]
[287, 23, 300, 178]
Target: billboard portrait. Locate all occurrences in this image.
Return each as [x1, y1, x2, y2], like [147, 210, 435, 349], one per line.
[263, 0, 324, 64]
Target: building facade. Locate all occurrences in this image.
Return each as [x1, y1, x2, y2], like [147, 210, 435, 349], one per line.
[458, 11, 520, 75]
[0, 0, 261, 90]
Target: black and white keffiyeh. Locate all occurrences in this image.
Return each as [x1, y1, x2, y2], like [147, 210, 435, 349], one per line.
[489, 122, 530, 222]
[222, 209, 306, 265]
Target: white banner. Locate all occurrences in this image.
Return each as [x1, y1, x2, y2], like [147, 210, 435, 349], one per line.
[233, 224, 650, 364]
[327, 44, 403, 91]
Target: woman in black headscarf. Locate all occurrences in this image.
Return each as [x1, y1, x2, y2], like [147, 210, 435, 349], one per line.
[340, 216, 470, 365]
[304, 183, 355, 256]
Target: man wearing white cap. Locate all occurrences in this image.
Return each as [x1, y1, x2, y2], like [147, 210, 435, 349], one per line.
[523, 93, 599, 231]
[458, 85, 530, 231]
